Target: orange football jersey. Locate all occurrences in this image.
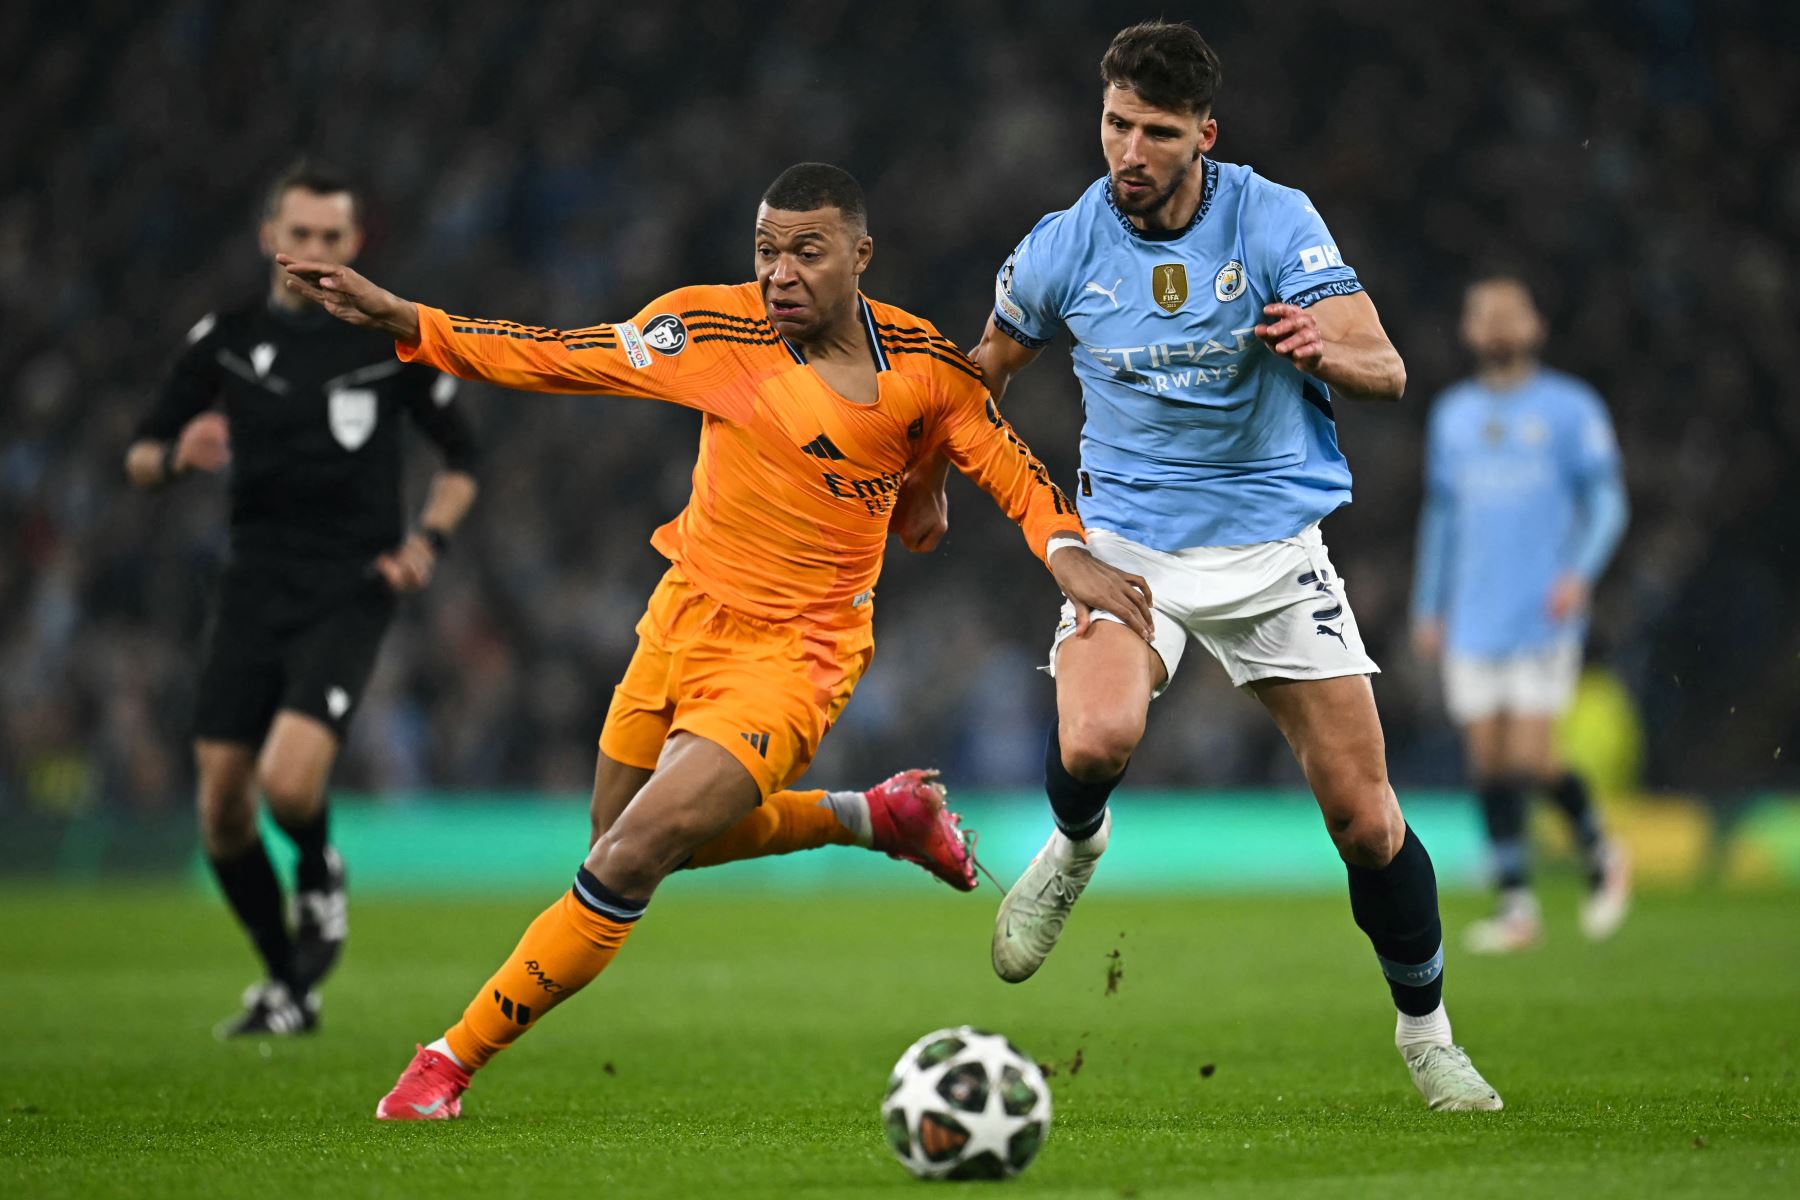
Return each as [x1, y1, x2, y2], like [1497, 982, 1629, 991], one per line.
[400, 283, 1080, 629]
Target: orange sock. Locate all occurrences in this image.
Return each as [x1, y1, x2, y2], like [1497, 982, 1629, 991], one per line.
[684, 788, 860, 869]
[444, 868, 643, 1070]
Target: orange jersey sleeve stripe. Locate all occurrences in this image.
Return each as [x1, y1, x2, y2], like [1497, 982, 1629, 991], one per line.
[865, 298, 1081, 564]
[399, 297, 754, 421]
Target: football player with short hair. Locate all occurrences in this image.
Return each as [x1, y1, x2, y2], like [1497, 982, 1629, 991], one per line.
[896, 20, 1502, 1111]
[282, 161, 1152, 1119]
[126, 160, 480, 1036]
[1412, 275, 1630, 954]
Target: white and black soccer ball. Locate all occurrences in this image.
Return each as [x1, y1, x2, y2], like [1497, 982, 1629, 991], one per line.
[880, 1026, 1052, 1181]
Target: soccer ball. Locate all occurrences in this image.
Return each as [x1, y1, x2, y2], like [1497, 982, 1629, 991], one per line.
[880, 1026, 1052, 1180]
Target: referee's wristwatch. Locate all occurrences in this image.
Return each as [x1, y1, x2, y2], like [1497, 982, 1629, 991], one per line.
[416, 526, 451, 556]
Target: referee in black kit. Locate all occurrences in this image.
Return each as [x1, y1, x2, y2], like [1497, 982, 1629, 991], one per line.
[126, 161, 479, 1037]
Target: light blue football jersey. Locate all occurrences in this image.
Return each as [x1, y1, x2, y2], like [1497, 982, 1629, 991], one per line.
[1412, 368, 1626, 657]
[994, 160, 1366, 550]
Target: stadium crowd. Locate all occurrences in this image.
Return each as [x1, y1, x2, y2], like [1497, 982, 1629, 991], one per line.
[2, 0, 1794, 814]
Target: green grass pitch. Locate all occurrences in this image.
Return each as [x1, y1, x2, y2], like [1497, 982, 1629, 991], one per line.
[2, 882, 1795, 1198]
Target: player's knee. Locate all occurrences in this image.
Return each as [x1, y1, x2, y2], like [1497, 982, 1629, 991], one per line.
[196, 784, 257, 856]
[1059, 715, 1141, 781]
[257, 763, 321, 821]
[586, 819, 697, 896]
[1326, 799, 1404, 868]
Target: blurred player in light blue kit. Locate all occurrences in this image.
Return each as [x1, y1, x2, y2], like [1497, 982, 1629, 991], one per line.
[896, 20, 1501, 1110]
[1411, 276, 1631, 954]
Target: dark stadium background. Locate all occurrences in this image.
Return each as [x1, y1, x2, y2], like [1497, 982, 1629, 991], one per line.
[1, 0, 1795, 824]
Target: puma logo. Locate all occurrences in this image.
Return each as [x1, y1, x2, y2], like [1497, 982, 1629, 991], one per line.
[1316, 623, 1348, 648]
[1083, 278, 1124, 307]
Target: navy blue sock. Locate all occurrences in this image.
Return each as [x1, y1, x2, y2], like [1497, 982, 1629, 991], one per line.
[1544, 772, 1605, 885]
[209, 841, 298, 989]
[1345, 826, 1445, 1017]
[1476, 776, 1530, 890]
[1044, 724, 1125, 841]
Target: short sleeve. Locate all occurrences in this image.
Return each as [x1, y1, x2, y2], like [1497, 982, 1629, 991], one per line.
[399, 365, 480, 474]
[992, 218, 1065, 350]
[1257, 186, 1365, 309]
[135, 312, 222, 441]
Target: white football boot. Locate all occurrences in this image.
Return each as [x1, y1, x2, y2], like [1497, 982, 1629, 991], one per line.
[1579, 842, 1631, 941]
[1464, 888, 1542, 955]
[991, 810, 1110, 983]
[1402, 1041, 1505, 1111]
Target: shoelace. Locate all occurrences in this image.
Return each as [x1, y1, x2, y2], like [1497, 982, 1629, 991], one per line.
[1039, 868, 1078, 905]
[957, 828, 1006, 893]
[1416, 1045, 1489, 1091]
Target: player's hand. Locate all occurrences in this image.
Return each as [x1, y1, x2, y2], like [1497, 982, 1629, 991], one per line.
[375, 532, 437, 593]
[1411, 619, 1443, 662]
[1049, 545, 1154, 642]
[893, 463, 950, 553]
[276, 255, 421, 343]
[1254, 303, 1325, 373]
[175, 411, 231, 474]
[1547, 573, 1589, 622]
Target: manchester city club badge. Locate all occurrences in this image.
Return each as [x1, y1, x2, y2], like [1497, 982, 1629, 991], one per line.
[1214, 259, 1246, 302]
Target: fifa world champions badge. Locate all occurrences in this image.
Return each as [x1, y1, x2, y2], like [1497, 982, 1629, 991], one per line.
[1153, 263, 1188, 313]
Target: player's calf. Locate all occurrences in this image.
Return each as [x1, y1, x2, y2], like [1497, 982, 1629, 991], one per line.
[290, 846, 348, 994]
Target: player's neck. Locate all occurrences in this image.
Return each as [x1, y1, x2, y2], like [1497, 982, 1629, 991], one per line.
[791, 306, 868, 365]
[1130, 161, 1208, 235]
[1476, 357, 1538, 392]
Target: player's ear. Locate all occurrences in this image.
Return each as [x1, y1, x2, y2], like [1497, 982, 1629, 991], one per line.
[1198, 116, 1218, 156]
[853, 233, 873, 277]
[258, 219, 278, 258]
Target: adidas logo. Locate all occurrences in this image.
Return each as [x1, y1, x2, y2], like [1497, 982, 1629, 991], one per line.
[740, 731, 770, 757]
[800, 433, 845, 460]
[492, 989, 533, 1025]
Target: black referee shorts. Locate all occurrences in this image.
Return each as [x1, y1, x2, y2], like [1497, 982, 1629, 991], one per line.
[193, 567, 398, 746]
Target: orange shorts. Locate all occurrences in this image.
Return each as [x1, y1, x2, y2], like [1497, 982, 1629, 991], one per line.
[598, 566, 875, 795]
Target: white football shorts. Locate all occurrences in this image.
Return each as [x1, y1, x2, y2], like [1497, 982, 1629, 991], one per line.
[1046, 525, 1379, 696]
[1441, 638, 1581, 724]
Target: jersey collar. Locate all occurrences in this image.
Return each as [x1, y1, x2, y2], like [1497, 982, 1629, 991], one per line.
[778, 295, 890, 372]
[1104, 157, 1219, 242]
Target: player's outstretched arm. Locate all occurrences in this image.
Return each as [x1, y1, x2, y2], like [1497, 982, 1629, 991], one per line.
[892, 315, 1044, 553]
[1255, 291, 1406, 402]
[282, 269, 740, 414]
[278, 256, 421, 342]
